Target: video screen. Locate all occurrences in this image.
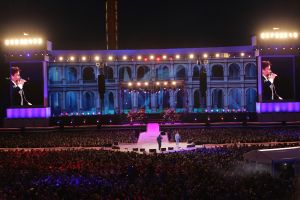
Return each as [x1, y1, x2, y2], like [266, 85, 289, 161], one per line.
[10, 62, 44, 107]
[260, 56, 295, 102]
[295, 56, 300, 100]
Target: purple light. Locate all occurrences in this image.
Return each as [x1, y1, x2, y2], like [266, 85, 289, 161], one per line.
[138, 123, 160, 143]
[256, 102, 300, 113]
[7, 107, 51, 118]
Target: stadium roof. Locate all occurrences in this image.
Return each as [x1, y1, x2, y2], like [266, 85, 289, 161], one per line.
[244, 146, 300, 164]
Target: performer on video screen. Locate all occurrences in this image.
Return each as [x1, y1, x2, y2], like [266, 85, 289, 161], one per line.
[10, 66, 32, 106]
[261, 61, 283, 101]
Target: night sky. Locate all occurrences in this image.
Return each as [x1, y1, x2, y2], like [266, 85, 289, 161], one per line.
[0, 0, 300, 50]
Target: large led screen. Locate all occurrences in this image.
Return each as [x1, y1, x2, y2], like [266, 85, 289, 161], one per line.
[10, 62, 44, 107]
[259, 56, 295, 102]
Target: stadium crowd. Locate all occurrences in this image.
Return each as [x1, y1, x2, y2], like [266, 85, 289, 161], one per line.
[0, 127, 299, 199]
[0, 145, 297, 199]
[0, 127, 299, 148]
[167, 127, 300, 145]
[0, 130, 139, 148]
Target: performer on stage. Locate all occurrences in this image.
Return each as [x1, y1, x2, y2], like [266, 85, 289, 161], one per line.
[157, 133, 163, 151]
[10, 66, 32, 106]
[175, 131, 181, 148]
[261, 61, 283, 101]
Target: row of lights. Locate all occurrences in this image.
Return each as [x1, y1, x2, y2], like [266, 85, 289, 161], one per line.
[4, 38, 43, 46]
[205, 108, 247, 113]
[125, 89, 182, 94]
[59, 55, 109, 62]
[260, 32, 298, 40]
[56, 118, 110, 126]
[60, 112, 99, 116]
[257, 47, 300, 51]
[127, 81, 177, 87]
[57, 115, 251, 125]
[57, 108, 248, 117]
[56, 52, 249, 62]
[8, 52, 47, 57]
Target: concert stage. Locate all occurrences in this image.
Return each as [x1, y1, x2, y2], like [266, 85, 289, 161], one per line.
[2, 29, 300, 128]
[117, 123, 197, 153]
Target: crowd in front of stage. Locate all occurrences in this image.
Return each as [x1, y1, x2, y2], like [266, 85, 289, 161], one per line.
[0, 130, 140, 148]
[167, 127, 300, 145]
[0, 127, 299, 198]
[0, 127, 299, 148]
[0, 145, 297, 199]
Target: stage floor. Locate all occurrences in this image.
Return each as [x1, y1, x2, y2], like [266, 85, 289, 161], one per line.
[118, 142, 198, 153]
